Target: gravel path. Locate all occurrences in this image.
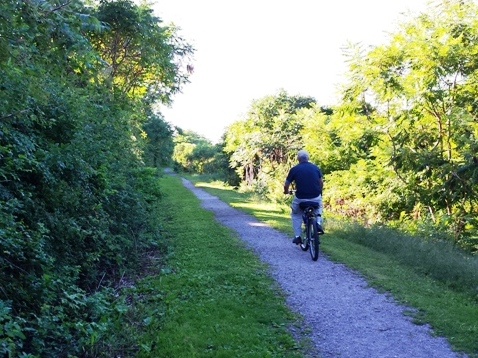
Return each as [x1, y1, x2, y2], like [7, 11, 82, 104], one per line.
[180, 177, 466, 358]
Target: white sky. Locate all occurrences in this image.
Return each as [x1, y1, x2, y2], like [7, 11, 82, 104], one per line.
[152, 0, 430, 143]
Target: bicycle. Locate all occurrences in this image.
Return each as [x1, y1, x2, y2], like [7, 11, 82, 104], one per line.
[289, 190, 323, 261]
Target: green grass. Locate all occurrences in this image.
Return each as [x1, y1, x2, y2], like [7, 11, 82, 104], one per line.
[187, 175, 478, 357]
[132, 174, 308, 357]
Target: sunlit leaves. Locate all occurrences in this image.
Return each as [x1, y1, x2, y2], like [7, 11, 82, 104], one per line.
[336, 0, 478, 246]
[89, 0, 194, 102]
[223, 90, 317, 199]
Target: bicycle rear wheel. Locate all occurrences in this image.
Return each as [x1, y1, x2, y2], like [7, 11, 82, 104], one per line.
[308, 219, 319, 261]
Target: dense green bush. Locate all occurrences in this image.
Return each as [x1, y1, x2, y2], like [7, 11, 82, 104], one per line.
[0, 0, 192, 355]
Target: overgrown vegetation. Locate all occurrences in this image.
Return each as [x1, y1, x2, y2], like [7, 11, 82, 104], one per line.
[172, 130, 240, 184]
[0, 0, 192, 355]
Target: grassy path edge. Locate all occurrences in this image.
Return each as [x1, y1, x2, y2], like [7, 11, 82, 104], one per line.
[133, 174, 310, 357]
[187, 176, 478, 357]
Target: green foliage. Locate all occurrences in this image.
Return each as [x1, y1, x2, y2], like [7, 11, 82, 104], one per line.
[224, 90, 317, 200]
[171, 130, 236, 181]
[0, 301, 28, 357]
[220, 0, 478, 252]
[334, 0, 478, 249]
[142, 114, 175, 168]
[0, 0, 192, 355]
[89, 0, 194, 102]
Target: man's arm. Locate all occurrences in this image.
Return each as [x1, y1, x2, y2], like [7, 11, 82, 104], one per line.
[283, 180, 290, 194]
[318, 177, 323, 194]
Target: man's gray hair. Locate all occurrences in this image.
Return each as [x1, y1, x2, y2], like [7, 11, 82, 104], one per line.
[297, 149, 309, 161]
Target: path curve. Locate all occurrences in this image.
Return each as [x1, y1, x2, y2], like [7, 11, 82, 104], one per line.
[180, 177, 466, 358]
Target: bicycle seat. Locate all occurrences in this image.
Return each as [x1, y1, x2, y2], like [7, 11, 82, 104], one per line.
[299, 201, 319, 210]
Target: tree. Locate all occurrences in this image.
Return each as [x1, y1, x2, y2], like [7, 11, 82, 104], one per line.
[337, 0, 478, 246]
[89, 0, 194, 102]
[224, 90, 316, 199]
[172, 130, 218, 173]
[143, 114, 175, 167]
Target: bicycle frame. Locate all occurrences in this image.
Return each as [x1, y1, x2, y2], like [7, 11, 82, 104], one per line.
[287, 190, 321, 261]
[299, 201, 320, 261]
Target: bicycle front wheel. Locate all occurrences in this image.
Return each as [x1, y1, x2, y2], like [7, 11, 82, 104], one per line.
[308, 219, 319, 261]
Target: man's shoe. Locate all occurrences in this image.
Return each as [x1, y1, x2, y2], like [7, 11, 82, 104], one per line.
[292, 236, 302, 245]
[317, 224, 324, 235]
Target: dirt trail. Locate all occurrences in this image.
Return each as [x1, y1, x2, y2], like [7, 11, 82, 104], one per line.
[180, 176, 466, 358]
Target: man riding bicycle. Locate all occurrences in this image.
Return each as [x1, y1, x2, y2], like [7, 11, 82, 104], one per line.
[283, 149, 324, 245]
